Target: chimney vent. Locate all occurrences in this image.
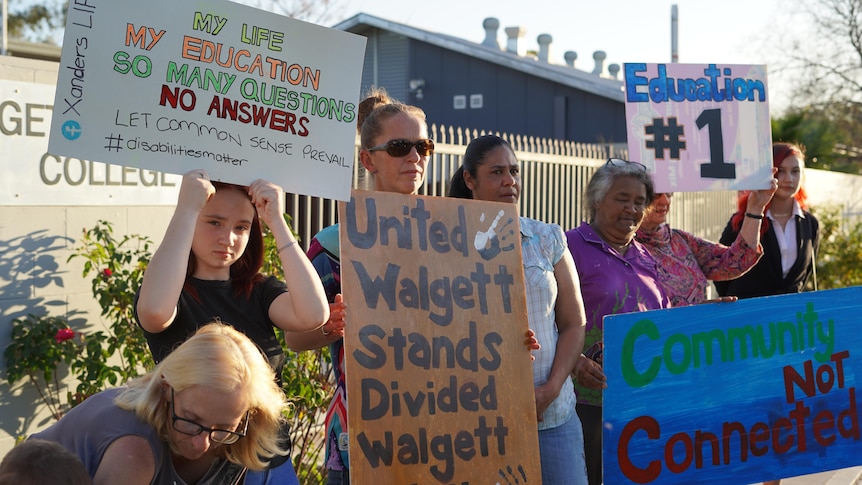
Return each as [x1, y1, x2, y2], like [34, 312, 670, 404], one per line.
[482, 17, 500, 49]
[505, 26, 526, 56]
[564, 50, 577, 68]
[608, 63, 620, 79]
[592, 50, 607, 75]
[537, 34, 552, 63]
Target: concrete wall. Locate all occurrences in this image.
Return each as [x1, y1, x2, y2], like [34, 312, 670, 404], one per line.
[0, 56, 177, 454]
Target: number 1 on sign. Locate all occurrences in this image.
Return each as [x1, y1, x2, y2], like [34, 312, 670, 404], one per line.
[696, 108, 736, 179]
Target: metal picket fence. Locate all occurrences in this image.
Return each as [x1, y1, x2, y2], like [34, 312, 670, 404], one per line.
[285, 124, 738, 250]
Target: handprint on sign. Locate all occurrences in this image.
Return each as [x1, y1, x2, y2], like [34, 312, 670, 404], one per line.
[497, 464, 528, 484]
[474, 210, 516, 261]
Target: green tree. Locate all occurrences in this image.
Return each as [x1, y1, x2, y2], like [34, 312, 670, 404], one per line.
[771, 105, 862, 173]
[6, 0, 67, 42]
[812, 206, 862, 289]
[768, 0, 862, 174]
[771, 109, 839, 170]
[782, 0, 862, 108]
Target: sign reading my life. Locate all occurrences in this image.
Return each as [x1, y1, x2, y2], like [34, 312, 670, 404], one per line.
[49, 0, 367, 201]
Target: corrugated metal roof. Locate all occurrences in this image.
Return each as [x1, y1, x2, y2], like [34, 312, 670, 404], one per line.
[333, 13, 624, 102]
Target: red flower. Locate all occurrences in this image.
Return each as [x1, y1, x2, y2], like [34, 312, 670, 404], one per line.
[54, 328, 75, 344]
[102, 268, 113, 278]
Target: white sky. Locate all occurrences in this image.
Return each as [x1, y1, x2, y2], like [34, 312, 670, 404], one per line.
[335, 0, 795, 112]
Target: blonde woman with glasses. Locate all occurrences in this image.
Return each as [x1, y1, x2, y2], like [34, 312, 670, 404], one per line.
[30, 323, 287, 485]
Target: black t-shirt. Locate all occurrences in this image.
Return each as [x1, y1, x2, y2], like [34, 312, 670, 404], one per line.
[136, 276, 287, 381]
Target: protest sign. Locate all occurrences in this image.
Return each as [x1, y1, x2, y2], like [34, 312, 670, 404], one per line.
[624, 63, 773, 193]
[48, 0, 366, 201]
[338, 190, 541, 484]
[603, 287, 862, 484]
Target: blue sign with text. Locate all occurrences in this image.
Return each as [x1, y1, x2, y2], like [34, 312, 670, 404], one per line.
[603, 287, 861, 484]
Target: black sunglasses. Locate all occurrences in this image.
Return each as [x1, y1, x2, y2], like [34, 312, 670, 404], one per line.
[606, 158, 647, 172]
[367, 139, 434, 157]
[170, 388, 248, 444]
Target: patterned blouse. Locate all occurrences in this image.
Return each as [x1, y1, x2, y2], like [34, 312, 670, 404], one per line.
[635, 223, 761, 307]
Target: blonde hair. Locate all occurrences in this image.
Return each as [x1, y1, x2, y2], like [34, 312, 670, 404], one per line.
[356, 87, 427, 149]
[114, 323, 287, 470]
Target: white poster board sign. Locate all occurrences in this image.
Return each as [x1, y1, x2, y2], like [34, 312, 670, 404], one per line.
[624, 63, 773, 193]
[48, 0, 367, 201]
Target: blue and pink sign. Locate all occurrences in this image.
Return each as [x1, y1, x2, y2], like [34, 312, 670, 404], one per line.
[624, 63, 773, 193]
[603, 287, 862, 484]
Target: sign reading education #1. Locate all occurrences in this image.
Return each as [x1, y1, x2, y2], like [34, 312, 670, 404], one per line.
[624, 63, 773, 193]
[48, 0, 366, 201]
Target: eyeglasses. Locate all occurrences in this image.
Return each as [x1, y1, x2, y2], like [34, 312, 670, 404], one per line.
[170, 388, 248, 444]
[606, 158, 647, 172]
[367, 139, 434, 157]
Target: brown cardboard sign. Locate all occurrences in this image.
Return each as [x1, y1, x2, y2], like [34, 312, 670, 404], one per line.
[338, 189, 541, 484]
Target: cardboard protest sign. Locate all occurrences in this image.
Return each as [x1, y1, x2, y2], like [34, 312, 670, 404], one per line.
[624, 63, 773, 194]
[603, 287, 862, 484]
[338, 190, 541, 484]
[48, 0, 366, 201]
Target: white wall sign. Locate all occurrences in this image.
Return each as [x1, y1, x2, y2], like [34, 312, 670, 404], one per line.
[2, 80, 181, 205]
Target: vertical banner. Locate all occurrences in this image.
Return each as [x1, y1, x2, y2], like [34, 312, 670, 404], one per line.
[338, 190, 541, 484]
[603, 287, 862, 484]
[48, 0, 366, 201]
[624, 63, 773, 193]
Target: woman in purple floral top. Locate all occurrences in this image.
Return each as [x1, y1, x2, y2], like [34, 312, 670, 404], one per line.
[635, 185, 776, 307]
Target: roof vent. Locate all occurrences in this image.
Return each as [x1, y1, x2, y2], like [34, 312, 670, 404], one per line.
[592, 50, 607, 75]
[608, 63, 620, 79]
[505, 26, 526, 56]
[564, 51, 577, 68]
[537, 34, 552, 63]
[481, 18, 500, 49]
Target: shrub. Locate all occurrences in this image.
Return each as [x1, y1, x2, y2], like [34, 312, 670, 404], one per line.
[812, 206, 862, 289]
[4, 314, 82, 419]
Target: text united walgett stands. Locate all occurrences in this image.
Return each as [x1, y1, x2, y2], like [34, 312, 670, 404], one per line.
[339, 190, 541, 484]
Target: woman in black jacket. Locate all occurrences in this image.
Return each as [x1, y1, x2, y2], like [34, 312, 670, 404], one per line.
[715, 142, 820, 300]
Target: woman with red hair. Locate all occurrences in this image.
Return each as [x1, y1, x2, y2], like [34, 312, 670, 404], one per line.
[715, 142, 820, 299]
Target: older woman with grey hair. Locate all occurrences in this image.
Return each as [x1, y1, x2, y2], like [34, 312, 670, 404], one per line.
[564, 158, 672, 485]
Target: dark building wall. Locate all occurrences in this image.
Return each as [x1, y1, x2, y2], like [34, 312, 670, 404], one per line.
[352, 27, 626, 143]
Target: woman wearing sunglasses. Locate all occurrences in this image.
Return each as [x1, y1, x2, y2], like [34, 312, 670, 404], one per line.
[564, 158, 671, 485]
[448, 134, 589, 484]
[282, 88, 432, 485]
[30, 323, 287, 485]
